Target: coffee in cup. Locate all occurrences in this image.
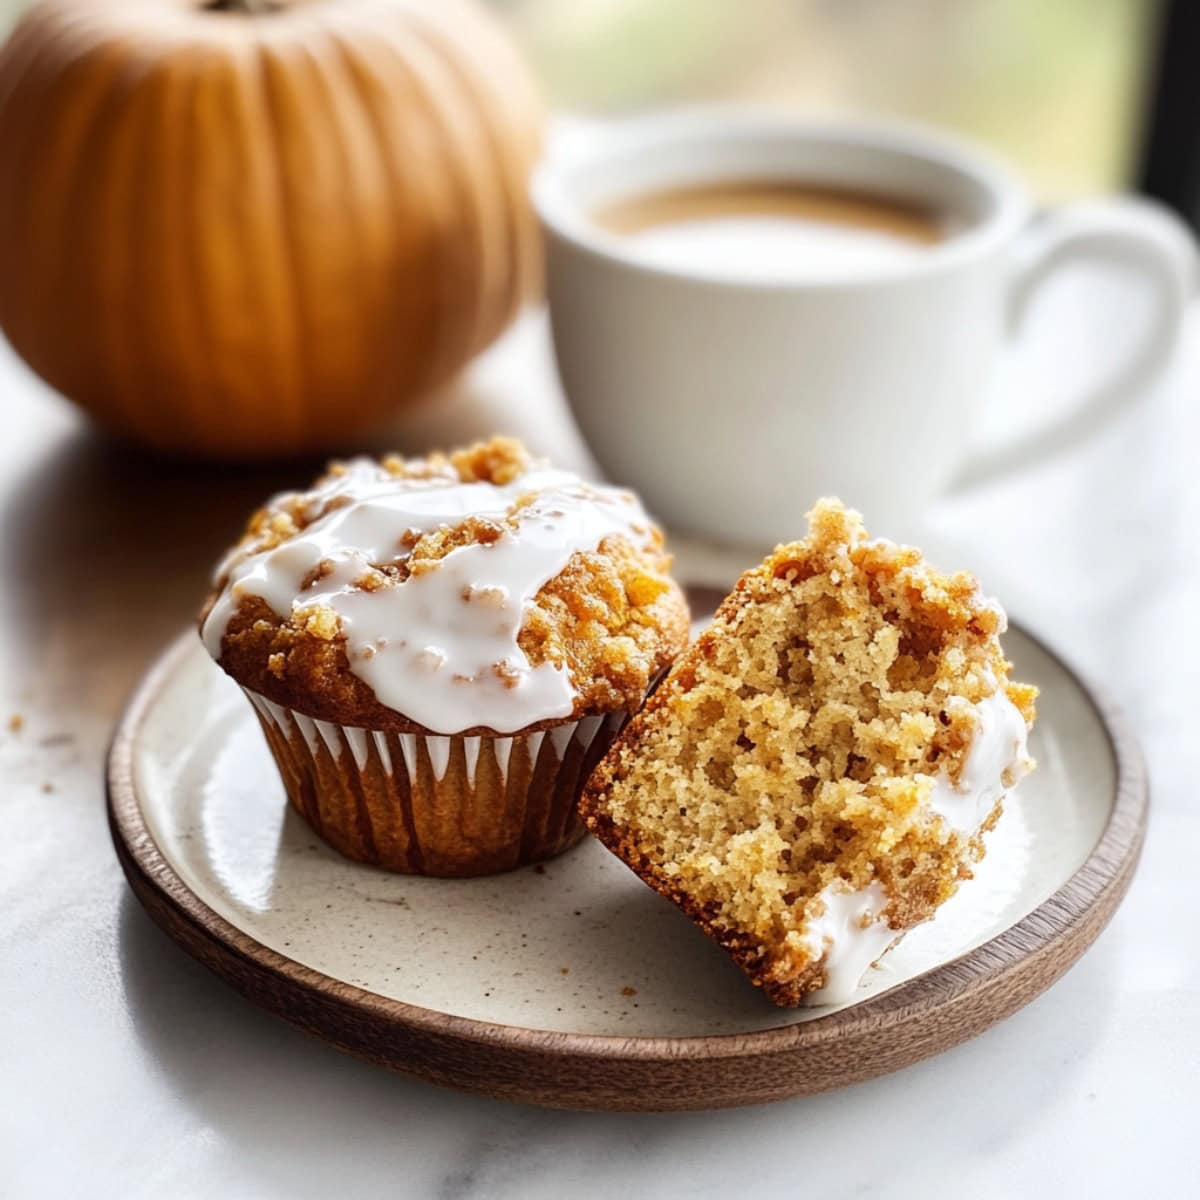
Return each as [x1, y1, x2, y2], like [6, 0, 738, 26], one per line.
[592, 180, 954, 279]
[535, 113, 1195, 544]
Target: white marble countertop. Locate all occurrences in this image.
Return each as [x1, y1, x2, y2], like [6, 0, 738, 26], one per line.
[1, 265, 1197, 1197]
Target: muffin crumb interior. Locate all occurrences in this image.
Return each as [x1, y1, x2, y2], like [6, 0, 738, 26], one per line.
[583, 499, 1036, 1003]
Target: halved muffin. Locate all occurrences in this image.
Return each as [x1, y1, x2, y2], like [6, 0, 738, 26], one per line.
[580, 499, 1036, 1005]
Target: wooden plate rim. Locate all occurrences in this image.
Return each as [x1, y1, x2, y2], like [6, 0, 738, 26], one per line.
[108, 624, 1147, 1094]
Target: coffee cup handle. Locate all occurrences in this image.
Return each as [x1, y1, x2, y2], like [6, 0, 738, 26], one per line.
[953, 198, 1196, 487]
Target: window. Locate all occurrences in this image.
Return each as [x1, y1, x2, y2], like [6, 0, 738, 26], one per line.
[496, 0, 1162, 199]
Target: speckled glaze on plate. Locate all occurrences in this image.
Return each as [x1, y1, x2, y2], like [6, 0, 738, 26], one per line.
[108, 615, 1146, 1110]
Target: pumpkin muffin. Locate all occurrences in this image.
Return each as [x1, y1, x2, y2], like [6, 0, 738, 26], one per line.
[579, 499, 1036, 1006]
[201, 436, 689, 877]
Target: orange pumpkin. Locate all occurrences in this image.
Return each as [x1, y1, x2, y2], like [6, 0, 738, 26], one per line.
[0, 0, 543, 458]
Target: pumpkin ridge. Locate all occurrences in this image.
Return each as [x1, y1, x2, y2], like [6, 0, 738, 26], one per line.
[400, 7, 520, 356]
[116, 56, 175, 445]
[132, 56, 178, 448]
[176, 53, 231, 451]
[396, 18, 494, 381]
[297, 27, 381, 440]
[362, 15, 474, 393]
[473, 8, 544, 313]
[229, 36, 304, 451]
[403, 11, 501, 360]
[54, 43, 157, 433]
[405, 0, 543, 339]
[219, 37, 294, 450]
[333, 9, 446, 396]
[256, 38, 312, 450]
[324, 27, 421, 412]
[149, 54, 214, 452]
[196, 46, 273, 452]
[0, 11, 96, 365]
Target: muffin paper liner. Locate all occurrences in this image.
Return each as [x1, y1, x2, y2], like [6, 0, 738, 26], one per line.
[244, 690, 629, 877]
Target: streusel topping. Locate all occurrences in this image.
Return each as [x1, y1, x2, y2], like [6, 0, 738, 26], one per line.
[202, 438, 689, 734]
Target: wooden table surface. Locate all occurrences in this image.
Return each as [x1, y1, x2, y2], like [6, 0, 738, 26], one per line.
[1, 287, 1197, 1197]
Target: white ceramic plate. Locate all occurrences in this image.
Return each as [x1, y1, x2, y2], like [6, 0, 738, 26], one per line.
[109, 619, 1145, 1109]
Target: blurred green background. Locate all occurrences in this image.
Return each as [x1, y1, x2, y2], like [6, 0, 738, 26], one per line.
[0, 0, 1160, 199]
[497, 0, 1160, 198]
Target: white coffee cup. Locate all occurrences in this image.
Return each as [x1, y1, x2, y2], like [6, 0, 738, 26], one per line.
[534, 111, 1196, 543]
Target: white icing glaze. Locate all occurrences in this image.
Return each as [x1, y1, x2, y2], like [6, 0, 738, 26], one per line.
[927, 687, 1031, 839]
[800, 686, 1031, 1005]
[801, 881, 896, 1006]
[203, 460, 652, 735]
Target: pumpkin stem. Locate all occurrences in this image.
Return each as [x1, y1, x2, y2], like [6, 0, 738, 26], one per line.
[204, 0, 279, 14]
